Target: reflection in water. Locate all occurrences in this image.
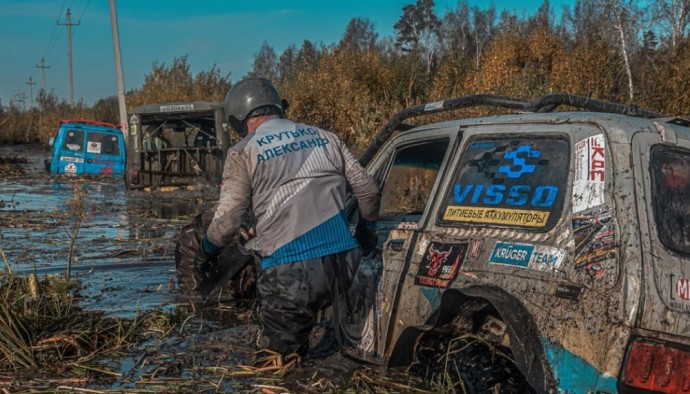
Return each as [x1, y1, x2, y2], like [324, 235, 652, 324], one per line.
[0, 144, 219, 316]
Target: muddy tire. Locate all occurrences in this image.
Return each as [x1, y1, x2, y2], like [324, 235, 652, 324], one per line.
[447, 340, 533, 394]
[412, 335, 533, 394]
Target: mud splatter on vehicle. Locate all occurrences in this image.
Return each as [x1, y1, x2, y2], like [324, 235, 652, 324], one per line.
[338, 94, 690, 393]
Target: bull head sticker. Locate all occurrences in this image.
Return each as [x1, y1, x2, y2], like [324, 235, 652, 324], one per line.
[426, 245, 452, 276]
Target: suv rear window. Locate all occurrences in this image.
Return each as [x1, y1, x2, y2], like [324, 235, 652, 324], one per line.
[651, 147, 690, 255]
[439, 136, 569, 231]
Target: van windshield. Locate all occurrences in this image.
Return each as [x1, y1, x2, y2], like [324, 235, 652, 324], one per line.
[651, 147, 690, 255]
[439, 136, 569, 231]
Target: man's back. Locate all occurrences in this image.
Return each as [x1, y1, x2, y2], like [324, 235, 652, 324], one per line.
[212, 118, 379, 267]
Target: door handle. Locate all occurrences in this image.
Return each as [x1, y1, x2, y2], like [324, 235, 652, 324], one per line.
[386, 239, 405, 252]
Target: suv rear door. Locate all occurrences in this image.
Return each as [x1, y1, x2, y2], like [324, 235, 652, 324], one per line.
[633, 128, 690, 339]
[56, 127, 86, 174]
[83, 130, 125, 174]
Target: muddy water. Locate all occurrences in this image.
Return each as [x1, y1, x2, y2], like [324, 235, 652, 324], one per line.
[0, 144, 218, 316]
[0, 144, 394, 392]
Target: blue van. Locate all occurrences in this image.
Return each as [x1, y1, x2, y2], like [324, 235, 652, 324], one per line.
[46, 119, 126, 175]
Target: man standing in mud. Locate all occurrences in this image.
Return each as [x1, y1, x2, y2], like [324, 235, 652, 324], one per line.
[195, 77, 381, 360]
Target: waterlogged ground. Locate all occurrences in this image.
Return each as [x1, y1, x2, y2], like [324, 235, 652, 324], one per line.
[0, 144, 429, 393]
[0, 144, 213, 317]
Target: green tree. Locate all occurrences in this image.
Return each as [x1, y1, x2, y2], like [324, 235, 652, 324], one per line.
[440, 2, 496, 70]
[652, 0, 690, 49]
[250, 41, 279, 81]
[91, 96, 119, 125]
[130, 56, 194, 106]
[278, 45, 298, 84]
[296, 40, 321, 74]
[127, 56, 230, 108]
[191, 65, 232, 103]
[339, 17, 379, 52]
[394, 0, 442, 72]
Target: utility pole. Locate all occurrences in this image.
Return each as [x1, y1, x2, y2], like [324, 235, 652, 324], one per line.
[12, 93, 27, 110]
[35, 58, 51, 93]
[109, 0, 128, 138]
[57, 8, 80, 107]
[26, 77, 36, 107]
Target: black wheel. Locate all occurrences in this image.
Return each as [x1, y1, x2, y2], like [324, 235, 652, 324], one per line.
[412, 336, 534, 394]
[447, 340, 533, 394]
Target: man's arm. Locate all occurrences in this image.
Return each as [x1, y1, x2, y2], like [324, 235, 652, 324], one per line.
[340, 142, 381, 221]
[206, 150, 252, 248]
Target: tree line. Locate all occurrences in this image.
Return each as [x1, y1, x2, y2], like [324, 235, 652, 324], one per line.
[1, 0, 689, 156]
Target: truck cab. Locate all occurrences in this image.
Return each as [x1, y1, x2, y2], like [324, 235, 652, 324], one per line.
[125, 101, 229, 191]
[46, 119, 126, 175]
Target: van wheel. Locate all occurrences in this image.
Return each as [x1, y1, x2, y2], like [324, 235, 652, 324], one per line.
[412, 336, 534, 394]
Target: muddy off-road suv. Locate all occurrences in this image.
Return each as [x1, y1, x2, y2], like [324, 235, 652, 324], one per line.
[338, 94, 690, 393]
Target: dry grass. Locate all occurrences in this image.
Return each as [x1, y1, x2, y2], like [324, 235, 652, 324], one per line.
[0, 273, 127, 372]
[0, 155, 27, 177]
[0, 273, 190, 387]
[0, 273, 436, 393]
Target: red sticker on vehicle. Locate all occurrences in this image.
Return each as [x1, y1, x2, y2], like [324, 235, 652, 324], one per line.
[470, 239, 483, 258]
[669, 274, 690, 311]
[415, 242, 468, 288]
[676, 277, 690, 300]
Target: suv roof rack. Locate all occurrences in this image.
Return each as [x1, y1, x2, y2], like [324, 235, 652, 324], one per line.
[59, 119, 121, 130]
[359, 93, 666, 166]
[526, 93, 664, 118]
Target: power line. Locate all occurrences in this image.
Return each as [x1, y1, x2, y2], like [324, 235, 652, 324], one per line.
[77, 0, 93, 21]
[42, 23, 62, 61]
[35, 59, 51, 93]
[11, 93, 27, 110]
[57, 8, 80, 107]
[43, 0, 70, 61]
[26, 78, 36, 107]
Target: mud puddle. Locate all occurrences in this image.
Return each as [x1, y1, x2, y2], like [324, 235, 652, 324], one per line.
[0, 144, 427, 393]
[0, 144, 214, 317]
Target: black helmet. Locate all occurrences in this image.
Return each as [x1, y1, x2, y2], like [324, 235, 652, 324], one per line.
[224, 77, 284, 136]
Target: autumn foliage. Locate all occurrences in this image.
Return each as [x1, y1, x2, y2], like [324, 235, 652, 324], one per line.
[2, 0, 690, 155]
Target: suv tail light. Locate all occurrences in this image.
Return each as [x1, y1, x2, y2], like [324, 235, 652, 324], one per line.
[620, 338, 690, 393]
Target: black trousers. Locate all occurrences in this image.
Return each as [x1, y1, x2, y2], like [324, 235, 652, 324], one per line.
[256, 247, 362, 356]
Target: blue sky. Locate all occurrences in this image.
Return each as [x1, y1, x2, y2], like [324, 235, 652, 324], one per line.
[0, 0, 573, 108]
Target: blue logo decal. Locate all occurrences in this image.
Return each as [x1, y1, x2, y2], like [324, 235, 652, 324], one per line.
[470, 142, 496, 150]
[489, 242, 534, 267]
[453, 184, 558, 207]
[499, 145, 541, 179]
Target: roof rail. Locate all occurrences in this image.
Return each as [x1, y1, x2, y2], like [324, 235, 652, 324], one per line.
[526, 93, 664, 118]
[359, 93, 665, 167]
[359, 94, 530, 166]
[60, 119, 120, 130]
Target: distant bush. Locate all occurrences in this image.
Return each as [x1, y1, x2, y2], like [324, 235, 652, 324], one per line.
[3, 4, 690, 149]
